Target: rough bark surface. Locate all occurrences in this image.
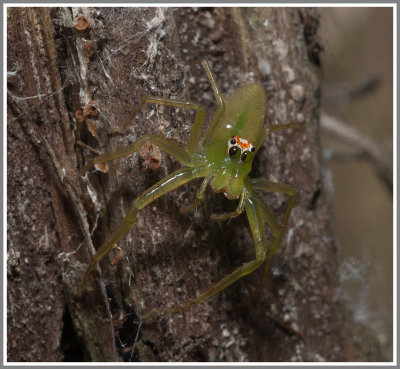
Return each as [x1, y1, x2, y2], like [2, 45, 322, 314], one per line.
[7, 7, 358, 362]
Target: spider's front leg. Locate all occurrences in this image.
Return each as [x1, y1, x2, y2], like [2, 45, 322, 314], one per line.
[80, 63, 225, 174]
[79, 133, 192, 175]
[144, 190, 267, 318]
[79, 61, 225, 292]
[81, 166, 210, 292]
[114, 96, 206, 156]
[79, 95, 209, 175]
[210, 189, 246, 221]
[107, 60, 224, 157]
[179, 173, 213, 213]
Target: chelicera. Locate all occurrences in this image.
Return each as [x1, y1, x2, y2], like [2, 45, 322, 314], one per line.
[79, 60, 301, 316]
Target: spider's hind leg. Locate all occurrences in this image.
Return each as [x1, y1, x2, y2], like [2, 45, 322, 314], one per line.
[144, 192, 267, 319]
[249, 178, 297, 288]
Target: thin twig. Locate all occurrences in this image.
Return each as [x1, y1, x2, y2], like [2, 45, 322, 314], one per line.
[323, 76, 381, 106]
[320, 113, 393, 194]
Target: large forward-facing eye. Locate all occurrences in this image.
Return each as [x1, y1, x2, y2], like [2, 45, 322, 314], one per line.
[228, 145, 241, 159]
[227, 136, 256, 163]
[240, 150, 253, 163]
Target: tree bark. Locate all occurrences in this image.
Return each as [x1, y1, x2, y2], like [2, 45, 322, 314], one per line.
[7, 6, 364, 361]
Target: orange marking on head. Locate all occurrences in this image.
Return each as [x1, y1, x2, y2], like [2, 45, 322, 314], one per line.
[235, 136, 252, 150]
[227, 136, 254, 156]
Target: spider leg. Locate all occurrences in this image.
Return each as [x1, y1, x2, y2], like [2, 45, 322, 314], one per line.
[249, 178, 297, 285]
[114, 96, 206, 156]
[188, 60, 229, 146]
[188, 59, 225, 107]
[81, 166, 210, 292]
[210, 189, 246, 221]
[179, 173, 212, 213]
[144, 190, 266, 318]
[79, 134, 193, 175]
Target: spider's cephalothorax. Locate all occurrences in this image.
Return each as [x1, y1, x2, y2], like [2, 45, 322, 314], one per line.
[209, 135, 257, 200]
[80, 60, 301, 317]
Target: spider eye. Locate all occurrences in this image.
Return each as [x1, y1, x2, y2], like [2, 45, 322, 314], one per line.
[240, 150, 253, 163]
[230, 138, 236, 145]
[251, 146, 255, 153]
[228, 146, 240, 159]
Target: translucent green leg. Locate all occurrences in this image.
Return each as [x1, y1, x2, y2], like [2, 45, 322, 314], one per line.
[189, 59, 225, 107]
[252, 191, 282, 238]
[112, 95, 206, 156]
[116, 60, 224, 154]
[144, 192, 266, 318]
[82, 166, 210, 291]
[210, 189, 246, 221]
[179, 173, 212, 213]
[255, 123, 303, 153]
[189, 60, 228, 146]
[80, 134, 192, 175]
[249, 178, 297, 285]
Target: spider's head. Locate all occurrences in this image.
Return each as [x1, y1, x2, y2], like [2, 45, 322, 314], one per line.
[210, 136, 255, 199]
[226, 136, 256, 164]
